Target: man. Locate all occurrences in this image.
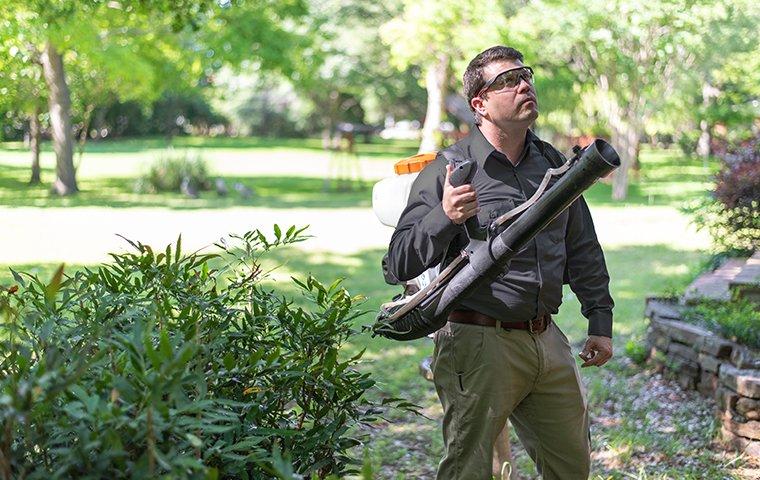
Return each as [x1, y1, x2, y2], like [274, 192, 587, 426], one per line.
[385, 46, 614, 479]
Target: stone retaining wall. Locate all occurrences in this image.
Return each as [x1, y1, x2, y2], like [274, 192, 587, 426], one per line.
[645, 297, 760, 458]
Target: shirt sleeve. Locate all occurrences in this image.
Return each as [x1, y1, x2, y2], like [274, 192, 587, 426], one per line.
[385, 157, 464, 282]
[564, 196, 615, 338]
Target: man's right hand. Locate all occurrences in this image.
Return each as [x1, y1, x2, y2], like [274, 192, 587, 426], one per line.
[443, 164, 479, 225]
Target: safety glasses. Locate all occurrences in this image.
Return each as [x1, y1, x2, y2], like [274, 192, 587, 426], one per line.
[477, 66, 534, 97]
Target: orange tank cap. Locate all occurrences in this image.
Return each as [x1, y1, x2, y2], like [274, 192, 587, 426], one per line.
[394, 152, 437, 175]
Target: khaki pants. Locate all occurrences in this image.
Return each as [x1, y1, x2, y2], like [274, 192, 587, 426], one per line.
[431, 321, 590, 480]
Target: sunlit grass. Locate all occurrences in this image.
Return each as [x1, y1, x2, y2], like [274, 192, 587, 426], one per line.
[0, 138, 717, 209]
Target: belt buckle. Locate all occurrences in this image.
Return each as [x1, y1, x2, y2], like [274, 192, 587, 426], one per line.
[528, 315, 544, 334]
[528, 316, 538, 334]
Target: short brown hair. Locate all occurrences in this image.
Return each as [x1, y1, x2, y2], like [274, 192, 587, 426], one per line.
[463, 46, 524, 124]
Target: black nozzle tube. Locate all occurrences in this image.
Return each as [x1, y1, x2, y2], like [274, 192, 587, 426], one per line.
[422, 139, 620, 319]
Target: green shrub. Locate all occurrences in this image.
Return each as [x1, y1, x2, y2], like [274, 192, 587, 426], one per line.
[136, 151, 212, 194]
[676, 130, 700, 157]
[0, 227, 404, 479]
[624, 338, 649, 365]
[683, 197, 759, 255]
[683, 299, 760, 349]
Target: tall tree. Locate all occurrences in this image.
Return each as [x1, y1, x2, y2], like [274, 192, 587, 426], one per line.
[507, 0, 758, 199]
[381, 0, 506, 153]
[40, 40, 77, 194]
[0, 0, 310, 196]
[302, 0, 426, 133]
[0, 16, 47, 184]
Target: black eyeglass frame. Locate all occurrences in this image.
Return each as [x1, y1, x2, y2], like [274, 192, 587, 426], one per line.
[476, 66, 534, 97]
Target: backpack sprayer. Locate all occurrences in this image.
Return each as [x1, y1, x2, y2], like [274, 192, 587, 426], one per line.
[371, 139, 621, 341]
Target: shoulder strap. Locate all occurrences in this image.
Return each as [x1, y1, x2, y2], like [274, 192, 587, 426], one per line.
[532, 137, 565, 169]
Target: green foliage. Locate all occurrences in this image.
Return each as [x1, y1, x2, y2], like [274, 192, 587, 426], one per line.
[683, 198, 759, 255]
[0, 0, 314, 139]
[0, 227, 401, 478]
[136, 152, 212, 194]
[676, 130, 700, 157]
[148, 93, 229, 137]
[506, 0, 759, 199]
[624, 338, 649, 365]
[684, 299, 760, 349]
[381, 0, 504, 72]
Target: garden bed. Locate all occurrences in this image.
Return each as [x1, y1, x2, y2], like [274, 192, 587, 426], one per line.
[645, 297, 760, 458]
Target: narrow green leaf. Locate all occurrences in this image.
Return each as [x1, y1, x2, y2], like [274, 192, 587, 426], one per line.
[159, 329, 172, 360]
[144, 337, 161, 371]
[44, 264, 65, 305]
[223, 352, 235, 371]
[175, 234, 182, 263]
[115, 234, 140, 251]
[9, 268, 25, 287]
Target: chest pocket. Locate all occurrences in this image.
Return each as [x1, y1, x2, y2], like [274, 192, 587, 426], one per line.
[477, 199, 517, 238]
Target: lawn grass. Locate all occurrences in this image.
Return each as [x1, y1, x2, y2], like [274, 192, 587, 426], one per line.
[0, 167, 373, 209]
[0, 137, 716, 209]
[0, 136, 419, 209]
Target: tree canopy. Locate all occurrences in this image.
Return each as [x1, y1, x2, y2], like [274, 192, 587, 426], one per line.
[0, 0, 758, 199]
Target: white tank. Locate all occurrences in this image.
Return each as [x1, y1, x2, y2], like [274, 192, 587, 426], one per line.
[371, 172, 420, 228]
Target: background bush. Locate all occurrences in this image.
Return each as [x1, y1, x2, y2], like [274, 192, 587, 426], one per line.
[684, 134, 759, 254]
[0, 227, 403, 479]
[136, 152, 212, 194]
[683, 299, 760, 349]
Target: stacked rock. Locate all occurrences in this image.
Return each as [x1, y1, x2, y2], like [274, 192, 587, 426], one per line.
[645, 297, 760, 458]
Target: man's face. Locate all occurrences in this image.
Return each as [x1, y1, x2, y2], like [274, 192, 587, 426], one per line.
[473, 59, 539, 127]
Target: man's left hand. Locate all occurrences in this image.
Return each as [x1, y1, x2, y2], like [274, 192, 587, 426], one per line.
[578, 335, 613, 368]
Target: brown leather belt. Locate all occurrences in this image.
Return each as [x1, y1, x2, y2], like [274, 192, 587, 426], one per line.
[448, 310, 551, 334]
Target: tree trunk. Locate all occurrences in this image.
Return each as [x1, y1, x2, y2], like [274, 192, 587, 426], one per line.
[75, 103, 95, 172]
[29, 107, 42, 185]
[696, 81, 718, 161]
[418, 54, 448, 154]
[41, 41, 78, 196]
[696, 119, 711, 159]
[608, 102, 641, 201]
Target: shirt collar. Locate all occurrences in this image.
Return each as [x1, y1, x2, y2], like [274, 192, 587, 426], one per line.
[467, 126, 539, 167]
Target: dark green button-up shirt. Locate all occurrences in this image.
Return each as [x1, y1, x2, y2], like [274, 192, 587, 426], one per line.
[386, 127, 614, 338]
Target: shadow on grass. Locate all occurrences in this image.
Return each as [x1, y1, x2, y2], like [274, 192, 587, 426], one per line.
[1, 171, 707, 211]
[0, 136, 420, 159]
[1, 141, 714, 209]
[259, 243, 707, 343]
[1, 242, 705, 341]
[0, 164, 372, 209]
